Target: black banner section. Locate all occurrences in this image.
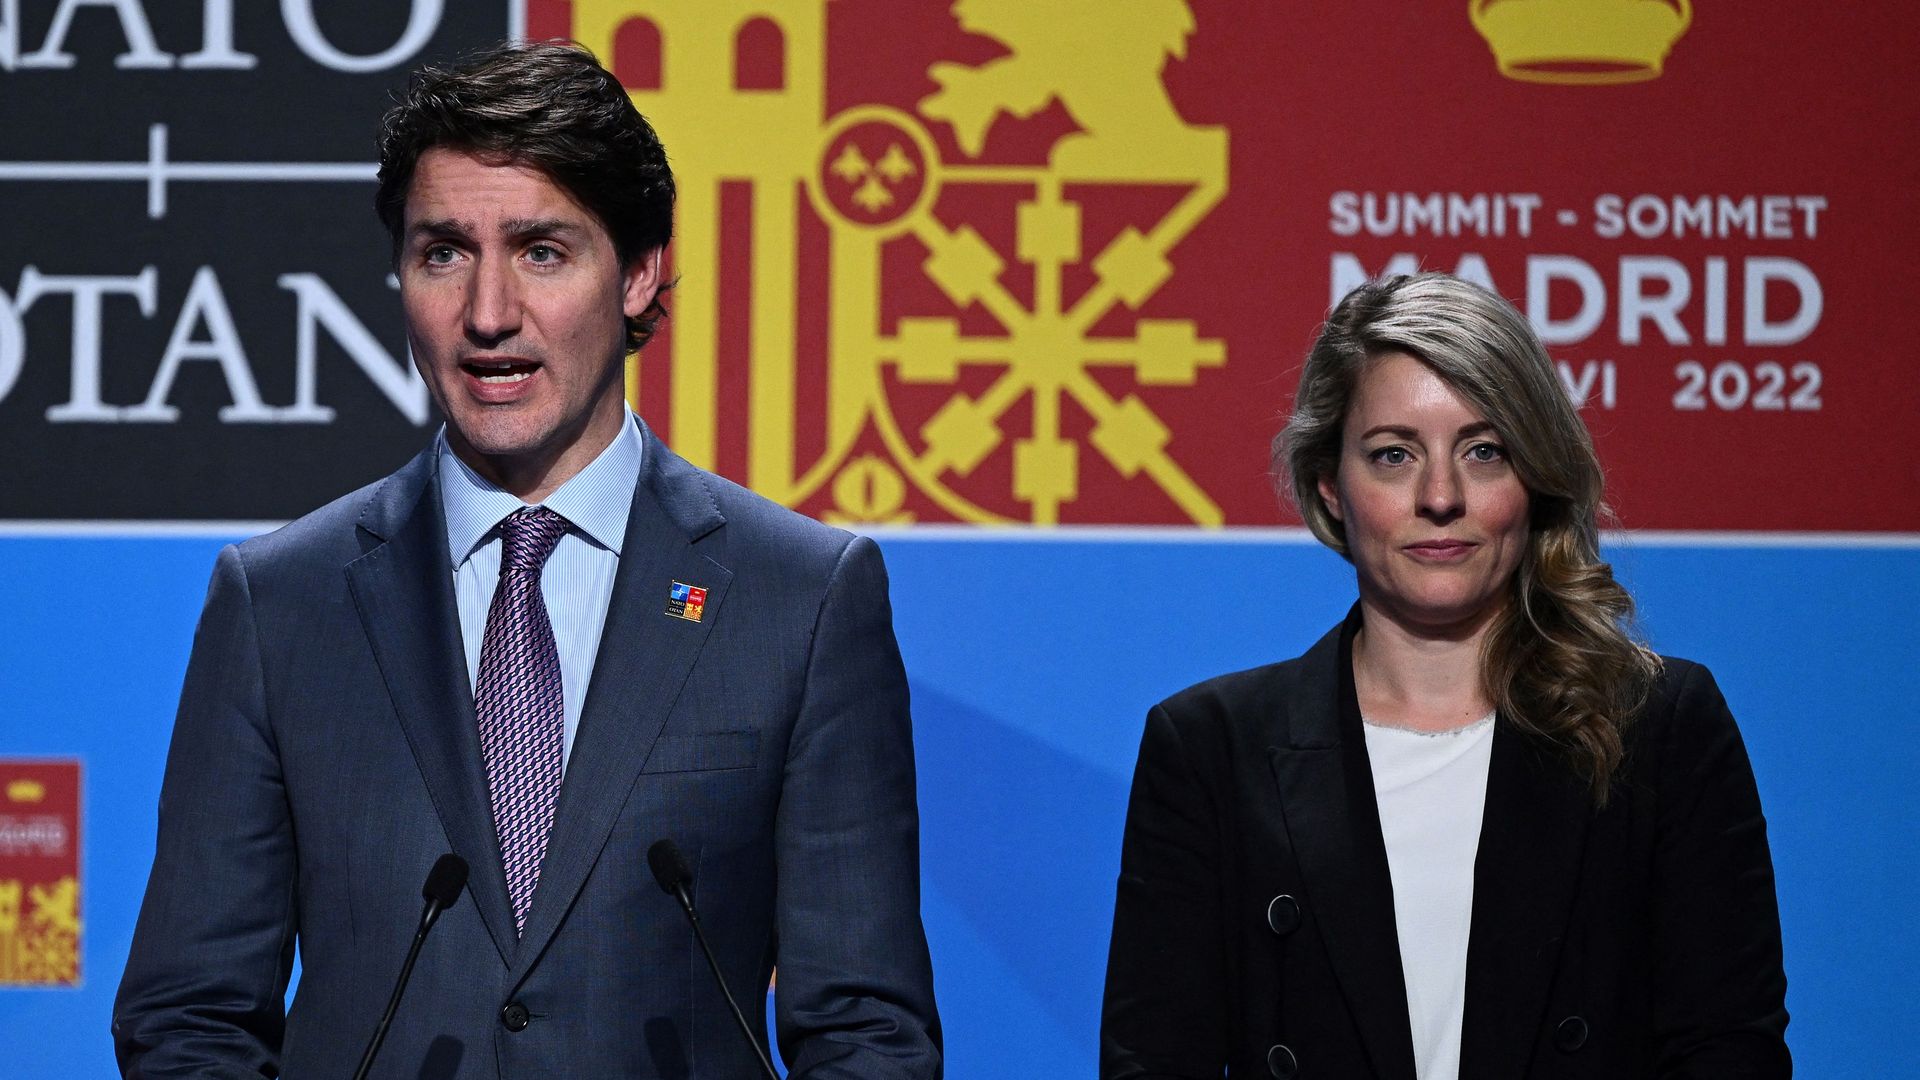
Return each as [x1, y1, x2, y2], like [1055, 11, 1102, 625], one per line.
[0, 1, 511, 520]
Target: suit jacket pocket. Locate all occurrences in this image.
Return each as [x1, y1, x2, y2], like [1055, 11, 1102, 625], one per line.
[641, 731, 760, 774]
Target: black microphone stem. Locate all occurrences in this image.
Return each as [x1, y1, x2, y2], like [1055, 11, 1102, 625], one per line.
[669, 881, 781, 1080]
[351, 899, 445, 1080]
[353, 854, 466, 1080]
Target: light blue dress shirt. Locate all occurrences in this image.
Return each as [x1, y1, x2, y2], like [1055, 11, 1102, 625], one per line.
[437, 410, 643, 771]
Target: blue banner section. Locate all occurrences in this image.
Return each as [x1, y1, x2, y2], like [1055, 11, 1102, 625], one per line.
[0, 534, 1914, 1076]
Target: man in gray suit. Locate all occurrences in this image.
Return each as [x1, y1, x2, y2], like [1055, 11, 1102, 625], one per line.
[113, 42, 940, 1079]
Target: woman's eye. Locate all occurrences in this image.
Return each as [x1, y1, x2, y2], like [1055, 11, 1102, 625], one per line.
[1372, 447, 1410, 465]
[1467, 443, 1506, 463]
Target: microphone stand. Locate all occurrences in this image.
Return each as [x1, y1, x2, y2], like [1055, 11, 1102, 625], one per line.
[352, 854, 467, 1080]
[650, 839, 782, 1080]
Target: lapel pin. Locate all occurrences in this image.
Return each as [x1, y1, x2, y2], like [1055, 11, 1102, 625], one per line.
[665, 581, 708, 623]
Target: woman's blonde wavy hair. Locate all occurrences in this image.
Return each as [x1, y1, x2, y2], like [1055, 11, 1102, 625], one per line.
[1275, 272, 1659, 805]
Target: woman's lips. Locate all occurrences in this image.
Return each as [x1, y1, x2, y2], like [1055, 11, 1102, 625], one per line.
[1404, 540, 1477, 561]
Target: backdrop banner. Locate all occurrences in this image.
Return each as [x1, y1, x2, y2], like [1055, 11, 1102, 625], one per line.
[2, 1, 1913, 530]
[0, 0, 506, 520]
[1, 3, 1914, 1078]
[0, 761, 81, 988]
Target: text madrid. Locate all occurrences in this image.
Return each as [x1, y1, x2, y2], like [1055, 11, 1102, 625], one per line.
[0, 255, 1823, 423]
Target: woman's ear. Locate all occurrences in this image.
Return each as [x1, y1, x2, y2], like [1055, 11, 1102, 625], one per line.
[1317, 472, 1343, 522]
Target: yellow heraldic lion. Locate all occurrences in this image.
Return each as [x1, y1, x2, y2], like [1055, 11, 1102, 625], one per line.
[0, 877, 80, 984]
[919, 0, 1217, 174]
[29, 878, 80, 937]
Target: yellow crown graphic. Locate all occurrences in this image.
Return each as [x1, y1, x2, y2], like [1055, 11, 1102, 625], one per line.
[1472, 0, 1691, 84]
[5, 778, 46, 803]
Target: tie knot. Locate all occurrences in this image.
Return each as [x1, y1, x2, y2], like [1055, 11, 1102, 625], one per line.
[498, 506, 568, 571]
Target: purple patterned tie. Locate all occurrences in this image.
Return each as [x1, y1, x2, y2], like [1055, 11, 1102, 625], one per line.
[475, 505, 568, 936]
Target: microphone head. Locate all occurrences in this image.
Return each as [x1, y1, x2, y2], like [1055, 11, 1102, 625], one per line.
[647, 839, 693, 895]
[422, 854, 469, 909]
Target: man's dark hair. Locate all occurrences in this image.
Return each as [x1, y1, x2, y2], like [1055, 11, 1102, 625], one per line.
[376, 40, 675, 351]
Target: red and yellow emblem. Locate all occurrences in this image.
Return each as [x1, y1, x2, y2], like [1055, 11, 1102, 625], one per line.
[531, 0, 1231, 526]
[511, 2, 1909, 535]
[0, 761, 82, 987]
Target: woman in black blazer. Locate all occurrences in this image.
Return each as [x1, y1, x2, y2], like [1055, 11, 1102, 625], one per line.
[1101, 274, 1789, 1079]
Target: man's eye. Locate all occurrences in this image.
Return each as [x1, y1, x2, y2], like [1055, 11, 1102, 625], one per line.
[424, 245, 458, 265]
[527, 244, 560, 263]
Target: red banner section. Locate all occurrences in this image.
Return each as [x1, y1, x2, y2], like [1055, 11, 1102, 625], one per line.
[0, 760, 81, 987]
[523, 0, 1917, 531]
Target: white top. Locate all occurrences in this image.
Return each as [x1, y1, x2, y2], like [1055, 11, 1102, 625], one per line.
[1362, 713, 1496, 1080]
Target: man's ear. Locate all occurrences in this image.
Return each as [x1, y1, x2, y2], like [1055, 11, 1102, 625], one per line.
[1317, 472, 1343, 522]
[622, 247, 665, 318]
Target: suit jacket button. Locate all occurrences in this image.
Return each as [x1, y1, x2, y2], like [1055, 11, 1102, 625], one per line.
[1554, 1015, 1588, 1052]
[1267, 894, 1302, 936]
[500, 1002, 531, 1032]
[1266, 1043, 1298, 1077]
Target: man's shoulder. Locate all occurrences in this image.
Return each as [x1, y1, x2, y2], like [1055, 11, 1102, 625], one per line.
[639, 425, 858, 574]
[694, 465, 860, 574]
[230, 453, 430, 573]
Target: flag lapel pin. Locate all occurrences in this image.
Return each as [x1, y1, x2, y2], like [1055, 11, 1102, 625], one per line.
[665, 581, 708, 623]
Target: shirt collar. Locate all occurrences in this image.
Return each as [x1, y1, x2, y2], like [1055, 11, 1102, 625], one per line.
[437, 409, 644, 567]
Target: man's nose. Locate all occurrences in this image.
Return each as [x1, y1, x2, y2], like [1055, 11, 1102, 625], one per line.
[1417, 460, 1465, 523]
[465, 257, 521, 345]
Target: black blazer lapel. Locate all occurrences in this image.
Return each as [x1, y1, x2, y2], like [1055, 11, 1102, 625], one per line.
[1268, 612, 1418, 1080]
[343, 450, 517, 963]
[509, 427, 732, 981]
[1459, 724, 1593, 1079]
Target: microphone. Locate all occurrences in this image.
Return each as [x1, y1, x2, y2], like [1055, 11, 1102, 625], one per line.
[648, 839, 782, 1080]
[351, 854, 469, 1080]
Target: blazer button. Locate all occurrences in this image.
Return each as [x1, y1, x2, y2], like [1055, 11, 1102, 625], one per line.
[1267, 894, 1302, 936]
[500, 1002, 531, 1032]
[1554, 1015, 1588, 1052]
[1266, 1042, 1298, 1078]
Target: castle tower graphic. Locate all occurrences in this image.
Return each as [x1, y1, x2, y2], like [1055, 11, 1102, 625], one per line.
[570, 1, 825, 497]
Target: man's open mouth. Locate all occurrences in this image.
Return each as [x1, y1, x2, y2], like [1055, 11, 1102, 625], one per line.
[461, 359, 540, 384]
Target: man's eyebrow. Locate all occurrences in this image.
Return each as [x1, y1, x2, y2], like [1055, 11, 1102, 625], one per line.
[408, 218, 472, 241]
[501, 218, 587, 241]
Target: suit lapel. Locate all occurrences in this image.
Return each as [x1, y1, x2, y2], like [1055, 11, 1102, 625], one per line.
[509, 428, 731, 982]
[343, 450, 516, 963]
[1267, 612, 1418, 1080]
[1458, 722, 1592, 1079]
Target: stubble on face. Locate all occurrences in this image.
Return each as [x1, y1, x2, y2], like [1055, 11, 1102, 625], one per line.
[399, 147, 660, 501]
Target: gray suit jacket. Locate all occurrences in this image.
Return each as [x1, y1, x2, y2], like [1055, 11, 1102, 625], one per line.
[114, 424, 941, 1078]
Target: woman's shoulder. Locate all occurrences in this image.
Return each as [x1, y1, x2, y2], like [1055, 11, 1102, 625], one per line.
[1157, 657, 1301, 715]
[1649, 653, 1710, 694]
[1149, 621, 1346, 738]
[1640, 655, 1734, 726]
[1627, 654, 1755, 784]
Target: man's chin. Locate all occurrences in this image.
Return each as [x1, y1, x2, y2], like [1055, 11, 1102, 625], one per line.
[446, 419, 554, 464]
